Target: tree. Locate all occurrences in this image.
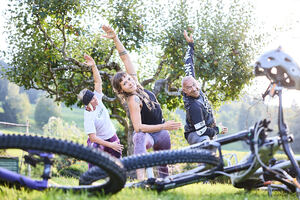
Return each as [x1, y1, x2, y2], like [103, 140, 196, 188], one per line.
[3, 0, 267, 155]
[0, 60, 10, 102]
[20, 88, 44, 104]
[0, 83, 31, 123]
[35, 96, 61, 128]
[0, 79, 9, 102]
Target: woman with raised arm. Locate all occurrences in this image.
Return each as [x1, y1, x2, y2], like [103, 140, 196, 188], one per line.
[102, 25, 182, 180]
[77, 54, 123, 169]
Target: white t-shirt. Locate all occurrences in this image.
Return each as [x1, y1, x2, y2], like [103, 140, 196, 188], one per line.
[84, 91, 116, 140]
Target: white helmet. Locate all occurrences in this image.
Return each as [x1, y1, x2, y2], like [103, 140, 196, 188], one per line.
[255, 47, 300, 90]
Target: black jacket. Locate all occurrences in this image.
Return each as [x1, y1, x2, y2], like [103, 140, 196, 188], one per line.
[183, 43, 219, 139]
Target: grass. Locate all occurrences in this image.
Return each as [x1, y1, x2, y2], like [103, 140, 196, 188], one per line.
[0, 104, 84, 134]
[0, 104, 298, 199]
[60, 106, 84, 130]
[0, 148, 298, 199]
[0, 182, 297, 200]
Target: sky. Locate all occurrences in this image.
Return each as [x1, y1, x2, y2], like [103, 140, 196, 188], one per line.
[249, 0, 300, 107]
[0, 0, 299, 106]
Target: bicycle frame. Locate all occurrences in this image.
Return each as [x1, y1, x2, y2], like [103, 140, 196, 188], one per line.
[0, 134, 127, 194]
[132, 84, 300, 195]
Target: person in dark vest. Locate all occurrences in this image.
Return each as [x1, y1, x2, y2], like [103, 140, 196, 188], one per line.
[182, 30, 228, 145]
[102, 25, 182, 180]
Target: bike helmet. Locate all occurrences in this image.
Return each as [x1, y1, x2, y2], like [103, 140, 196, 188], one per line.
[255, 47, 300, 90]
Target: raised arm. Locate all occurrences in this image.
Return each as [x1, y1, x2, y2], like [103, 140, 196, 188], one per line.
[102, 25, 139, 83]
[183, 30, 195, 77]
[83, 54, 102, 93]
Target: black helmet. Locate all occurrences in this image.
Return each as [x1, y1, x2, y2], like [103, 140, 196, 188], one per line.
[255, 47, 300, 90]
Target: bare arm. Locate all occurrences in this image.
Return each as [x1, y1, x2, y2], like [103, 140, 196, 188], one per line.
[102, 25, 139, 83]
[128, 95, 182, 133]
[88, 133, 123, 153]
[83, 54, 102, 93]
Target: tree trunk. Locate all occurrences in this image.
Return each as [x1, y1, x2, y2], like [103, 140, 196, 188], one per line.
[127, 122, 134, 156]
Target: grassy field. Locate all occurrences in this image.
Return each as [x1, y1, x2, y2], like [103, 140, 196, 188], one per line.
[0, 148, 296, 200]
[0, 181, 297, 200]
[0, 104, 298, 199]
[60, 106, 84, 130]
[0, 104, 84, 134]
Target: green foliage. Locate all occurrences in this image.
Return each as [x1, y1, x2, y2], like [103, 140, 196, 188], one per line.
[35, 97, 61, 128]
[60, 105, 84, 130]
[42, 116, 86, 144]
[0, 79, 9, 102]
[155, 0, 268, 109]
[288, 103, 300, 152]
[216, 95, 300, 152]
[20, 88, 43, 104]
[3, 0, 267, 109]
[107, 0, 147, 50]
[3, 0, 269, 153]
[3, 0, 146, 107]
[57, 161, 88, 178]
[0, 83, 31, 123]
[162, 107, 189, 149]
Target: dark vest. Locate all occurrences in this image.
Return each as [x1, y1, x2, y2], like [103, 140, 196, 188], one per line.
[140, 89, 163, 125]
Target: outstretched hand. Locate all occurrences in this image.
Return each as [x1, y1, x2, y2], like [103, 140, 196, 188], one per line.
[183, 30, 193, 43]
[219, 123, 228, 134]
[102, 25, 117, 39]
[162, 120, 182, 131]
[83, 54, 96, 67]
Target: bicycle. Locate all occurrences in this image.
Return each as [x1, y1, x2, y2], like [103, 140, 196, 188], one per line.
[0, 133, 126, 194]
[79, 47, 300, 197]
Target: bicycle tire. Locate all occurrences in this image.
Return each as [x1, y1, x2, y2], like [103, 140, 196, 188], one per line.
[80, 148, 219, 185]
[0, 134, 126, 194]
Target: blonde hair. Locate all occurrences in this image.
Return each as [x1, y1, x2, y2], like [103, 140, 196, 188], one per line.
[77, 88, 88, 101]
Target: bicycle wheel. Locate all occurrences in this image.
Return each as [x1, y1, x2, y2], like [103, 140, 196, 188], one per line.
[80, 148, 219, 185]
[0, 134, 126, 194]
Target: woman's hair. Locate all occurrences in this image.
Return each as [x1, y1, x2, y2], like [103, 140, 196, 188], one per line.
[112, 71, 159, 110]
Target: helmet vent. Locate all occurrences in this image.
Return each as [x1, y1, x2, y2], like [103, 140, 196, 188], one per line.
[285, 57, 292, 63]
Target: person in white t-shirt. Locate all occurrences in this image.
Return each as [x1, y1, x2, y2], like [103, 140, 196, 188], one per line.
[78, 54, 123, 168]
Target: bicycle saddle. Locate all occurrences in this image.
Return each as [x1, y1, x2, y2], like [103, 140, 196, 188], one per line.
[255, 47, 300, 90]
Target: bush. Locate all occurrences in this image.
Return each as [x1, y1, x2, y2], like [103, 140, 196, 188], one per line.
[0, 79, 8, 102]
[1, 83, 31, 123]
[162, 107, 189, 149]
[58, 163, 87, 178]
[20, 88, 43, 104]
[42, 117, 86, 144]
[35, 96, 61, 128]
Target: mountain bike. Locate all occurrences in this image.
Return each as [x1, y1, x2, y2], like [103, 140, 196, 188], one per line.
[79, 48, 300, 197]
[0, 133, 126, 194]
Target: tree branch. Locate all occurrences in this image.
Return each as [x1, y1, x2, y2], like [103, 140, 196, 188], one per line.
[104, 46, 116, 63]
[141, 60, 166, 87]
[110, 114, 129, 134]
[36, 16, 62, 54]
[152, 79, 181, 96]
[102, 95, 117, 102]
